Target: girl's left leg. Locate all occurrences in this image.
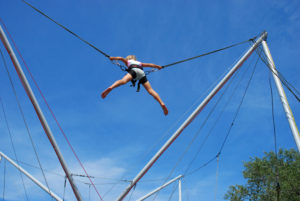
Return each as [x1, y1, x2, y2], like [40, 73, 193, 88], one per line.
[101, 73, 133, 98]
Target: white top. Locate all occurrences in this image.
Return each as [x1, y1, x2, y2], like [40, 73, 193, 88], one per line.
[127, 59, 142, 67]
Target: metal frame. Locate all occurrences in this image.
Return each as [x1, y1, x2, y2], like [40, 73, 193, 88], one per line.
[136, 175, 183, 201]
[0, 151, 63, 201]
[0, 25, 83, 201]
[261, 39, 300, 152]
[116, 32, 268, 201]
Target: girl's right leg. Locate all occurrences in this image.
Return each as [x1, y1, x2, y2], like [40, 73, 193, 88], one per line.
[101, 73, 133, 98]
[143, 81, 168, 115]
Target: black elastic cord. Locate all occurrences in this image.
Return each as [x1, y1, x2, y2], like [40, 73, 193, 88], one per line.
[161, 36, 257, 68]
[22, 0, 110, 58]
[23, 0, 260, 75]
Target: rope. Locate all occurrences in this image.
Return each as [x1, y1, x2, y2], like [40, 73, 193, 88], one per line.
[166, 182, 179, 201]
[183, 66, 241, 176]
[2, 160, 6, 201]
[184, 51, 257, 176]
[128, 184, 136, 201]
[149, 55, 246, 201]
[185, 155, 218, 176]
[0, 48, 54, 201]
[63, 176, 67, 201]
[150, 70, 236, 201]
[255, 46, 300, 102]
[218, 52, 259, 154]
[0, 99, 29, 201]
[214, 156, 220, 201]
[269, 72, 278, 155]
[88, 184, 91, 201]
[268, 72, 281, 201]
[141, 64, 233, 159]
[186, 51, 260, 177]
[0, 18, 104, 201]
[161, 36, 257, 68]
[149, 47, 258, 201]
[22, 0, 110, 58]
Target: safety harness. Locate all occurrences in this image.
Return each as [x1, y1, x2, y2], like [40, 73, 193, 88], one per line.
[126, 64, 145, 92]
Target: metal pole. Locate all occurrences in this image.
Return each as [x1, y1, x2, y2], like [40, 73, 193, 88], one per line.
[0, 25, 84, 201]
[136, 175, 183, 201]
[261, 39, 300, 152]
[178, 178, 182, 201]
[116, 32, 268, 201]
[0, 152, 63, 201]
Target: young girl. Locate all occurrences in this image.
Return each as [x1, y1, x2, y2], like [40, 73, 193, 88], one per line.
[101, 55, 168, 116]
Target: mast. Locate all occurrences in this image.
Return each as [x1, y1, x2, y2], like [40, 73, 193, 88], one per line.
[136, 175, 183, 201]
[0, 25, 84, 201]
[116, 32, 268, 201]
[178, 177, 182, 201]
[261, 39, 300, 152]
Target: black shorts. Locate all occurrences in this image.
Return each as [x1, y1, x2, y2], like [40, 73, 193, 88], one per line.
[127, 69, 148, 84]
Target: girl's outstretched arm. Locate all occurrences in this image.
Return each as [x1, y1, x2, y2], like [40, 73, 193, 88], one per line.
[110, 56, 128, 65]
[142, 63, 163, 69]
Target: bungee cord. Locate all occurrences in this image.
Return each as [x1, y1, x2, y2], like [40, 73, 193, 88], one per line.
[161, 36, 257, 69]
[22, 0, 257, 74]
[23, 0, 110, 58]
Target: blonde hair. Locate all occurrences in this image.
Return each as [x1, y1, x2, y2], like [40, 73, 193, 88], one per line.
[126, 55, 137, 61]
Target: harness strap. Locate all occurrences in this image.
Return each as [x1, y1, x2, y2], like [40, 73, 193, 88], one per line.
[137, 80, 142, 92]
[125, 69, 141, 92]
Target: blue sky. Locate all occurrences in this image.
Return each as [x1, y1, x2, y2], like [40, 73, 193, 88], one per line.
[0, 0, 299, 201]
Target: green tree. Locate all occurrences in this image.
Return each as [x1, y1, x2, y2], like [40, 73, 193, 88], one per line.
[224, 149, 300, 201]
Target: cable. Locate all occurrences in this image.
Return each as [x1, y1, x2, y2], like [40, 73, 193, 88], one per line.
[255, 45, 300, 102]
[22, 0, 110, 58]
[149, 53, 247, 201]
[185, 155, 218, 176]
[268, 72, 281, 201]
[187, 51, 260, 177]
[150, 73, 235, 201]
[269, 72, 278, 155]
[0, 18, 104, 201]
[184, 50, 258, 176]
[128, 185, 136, 201]
[214, 156, 220, 201]
[88, 184, 91, 201]
[183, 65, 244, 176]
[102, 183, 118, 199]
[63, 176, 67, 201]
[166, 182, 179, 201]
[0, 99, 29, 201]
[0, 48, 54, 201]
[141, 61, 236, 160]
[150, 46, 258, 201]
[218, 52, 259, 155]
[2, 160, 6, 201]
[161, 36, 257, 68]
